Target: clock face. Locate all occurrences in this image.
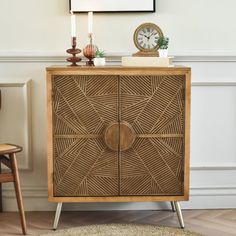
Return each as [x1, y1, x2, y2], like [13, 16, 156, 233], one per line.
[134, 23, 164, 52]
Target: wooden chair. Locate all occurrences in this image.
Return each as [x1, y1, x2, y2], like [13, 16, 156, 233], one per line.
[0, 144, 27, 235]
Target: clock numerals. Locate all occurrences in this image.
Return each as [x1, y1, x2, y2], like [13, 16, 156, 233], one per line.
[137, 28, 159, 50]
[155, 37, 158, 43]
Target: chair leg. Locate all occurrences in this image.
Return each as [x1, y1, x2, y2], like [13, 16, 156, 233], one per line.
[10, 153, 27, 235]
[0, 162, 2, 212]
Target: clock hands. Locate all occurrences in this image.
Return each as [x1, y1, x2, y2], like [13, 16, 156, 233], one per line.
[140, 33, 149, 40]
[149, 32, 155, 38]
[140, 30, 157, 44]
[147, 31, 157, 40]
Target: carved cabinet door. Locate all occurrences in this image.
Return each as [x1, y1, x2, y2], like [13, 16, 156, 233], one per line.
[119, 75, 186, 196]
[52, 75, 119, 197]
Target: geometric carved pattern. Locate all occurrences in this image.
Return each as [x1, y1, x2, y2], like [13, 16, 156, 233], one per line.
[120, 75, 185, 195]
[52, 75, 119, 196]
[52, 74, 185, 197]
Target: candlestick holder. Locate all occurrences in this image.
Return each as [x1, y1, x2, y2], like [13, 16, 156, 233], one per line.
[83, 33, 98, 66]
[66, 37, 82, 66]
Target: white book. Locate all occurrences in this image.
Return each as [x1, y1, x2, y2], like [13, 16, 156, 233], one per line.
[122, 56, 173, 67]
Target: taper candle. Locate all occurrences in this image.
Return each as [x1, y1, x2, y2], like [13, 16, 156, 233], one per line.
[88, 11, 93, 34]
[71, 12, 76, 37]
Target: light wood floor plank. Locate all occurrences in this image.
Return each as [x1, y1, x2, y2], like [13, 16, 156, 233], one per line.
[0, 210, 236, 236]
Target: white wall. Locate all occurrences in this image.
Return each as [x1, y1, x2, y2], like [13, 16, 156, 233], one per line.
[0, 0, 236, 211]
[1, 0, 236, 55]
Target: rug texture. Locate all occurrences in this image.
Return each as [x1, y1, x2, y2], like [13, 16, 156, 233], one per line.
[41, 224, 203, 236]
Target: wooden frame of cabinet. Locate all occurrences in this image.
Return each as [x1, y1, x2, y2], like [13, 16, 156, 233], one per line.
[47, 66, 191, 204]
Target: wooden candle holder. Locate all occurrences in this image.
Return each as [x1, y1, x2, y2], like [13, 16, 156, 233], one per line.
[66, 37, 82, 66]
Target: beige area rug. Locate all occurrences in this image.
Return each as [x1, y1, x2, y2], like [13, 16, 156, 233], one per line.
[41, 224, 203, 236]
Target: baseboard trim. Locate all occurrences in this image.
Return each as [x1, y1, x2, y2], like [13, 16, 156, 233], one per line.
[3, 185, 236, 198]
[2, 185, 236, 211]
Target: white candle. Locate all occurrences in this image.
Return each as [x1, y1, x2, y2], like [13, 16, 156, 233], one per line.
[71, 12, 76, 37]
[88, 11, 93, 34]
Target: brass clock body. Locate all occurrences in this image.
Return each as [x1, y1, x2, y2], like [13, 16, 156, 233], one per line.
[133, 23, 164, 57]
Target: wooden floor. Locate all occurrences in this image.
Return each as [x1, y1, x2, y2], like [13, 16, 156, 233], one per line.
[0, 210, 236, 236]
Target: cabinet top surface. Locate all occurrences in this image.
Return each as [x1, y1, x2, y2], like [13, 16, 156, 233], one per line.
[46, 66, 191, 73]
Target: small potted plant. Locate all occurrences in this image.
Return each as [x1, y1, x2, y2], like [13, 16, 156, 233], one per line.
[94, 50, 106, 66]
[157, 37, 169, 57]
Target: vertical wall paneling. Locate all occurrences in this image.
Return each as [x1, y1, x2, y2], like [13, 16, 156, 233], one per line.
[0, 79, 32, 170]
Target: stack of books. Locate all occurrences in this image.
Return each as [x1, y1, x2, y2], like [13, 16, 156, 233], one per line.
[122, 56, 173, 67]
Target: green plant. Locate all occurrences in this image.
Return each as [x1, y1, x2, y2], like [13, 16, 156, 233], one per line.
[95, 50, 105, 58]
[158, 37, 169, 49]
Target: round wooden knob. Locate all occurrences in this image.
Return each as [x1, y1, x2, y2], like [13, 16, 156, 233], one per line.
[104, 121, 135, 151]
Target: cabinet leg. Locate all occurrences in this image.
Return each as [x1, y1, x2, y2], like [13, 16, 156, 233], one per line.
[174, 201, 184, 228]
[53, 203, 62, 230]
[170, 201, 175, 212]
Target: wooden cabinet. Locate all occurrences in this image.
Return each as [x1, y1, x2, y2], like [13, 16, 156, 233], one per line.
[47, 67, 191, 203]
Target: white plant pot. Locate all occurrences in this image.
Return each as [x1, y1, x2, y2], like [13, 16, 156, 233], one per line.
[158, 49, 168, 58]
[94, 57, 106, 66]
